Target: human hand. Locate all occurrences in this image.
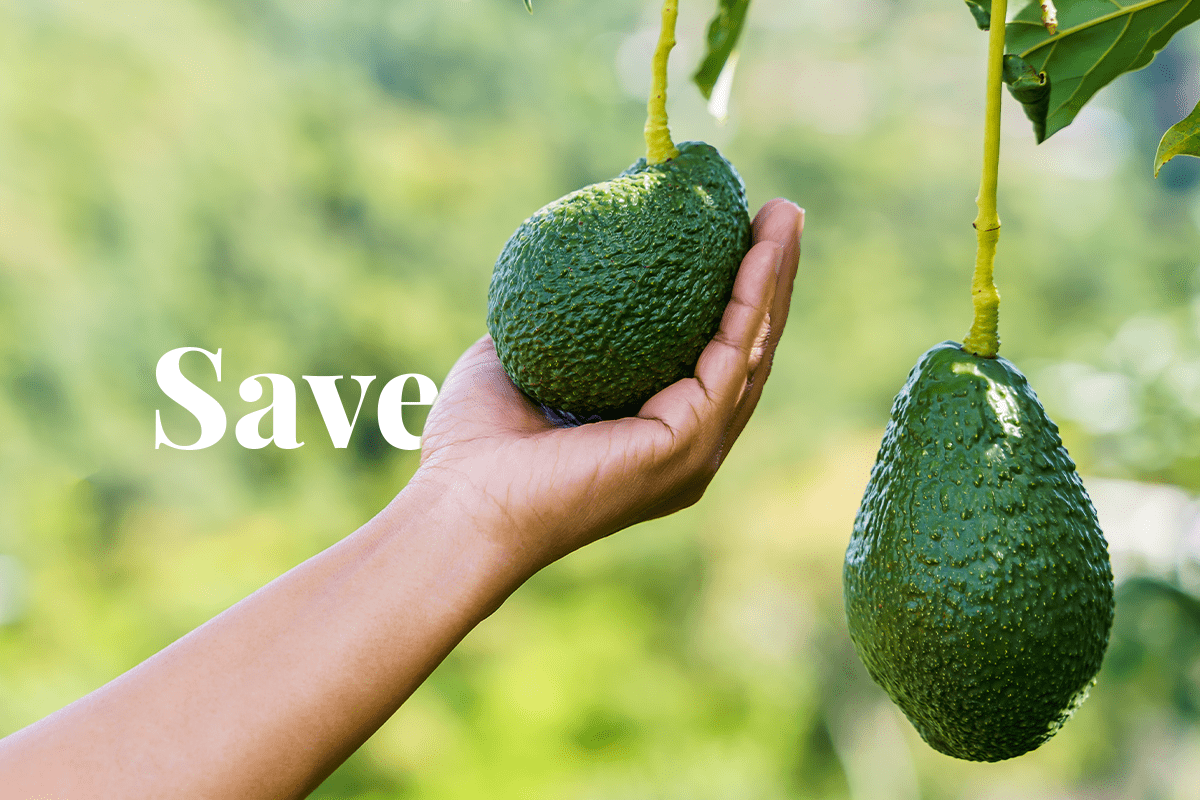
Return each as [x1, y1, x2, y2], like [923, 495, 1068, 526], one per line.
[414, 199, 804, 573]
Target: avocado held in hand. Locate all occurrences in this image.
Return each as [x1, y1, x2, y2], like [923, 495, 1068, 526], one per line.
[487, 141, 751, 420]
[844, 341, 1115, 762]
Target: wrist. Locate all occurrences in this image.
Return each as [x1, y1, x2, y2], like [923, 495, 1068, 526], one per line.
[379, 469, 542, 620]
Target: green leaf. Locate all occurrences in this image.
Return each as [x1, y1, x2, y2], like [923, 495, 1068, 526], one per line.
[1155, 99, 1200, 176]
[966, 0, 992, 30]
[1003, 54, 1052, 142]
[693, 0, 752, 100]
[1006, 0, 1200, 142]
[523, 0, 532, 12]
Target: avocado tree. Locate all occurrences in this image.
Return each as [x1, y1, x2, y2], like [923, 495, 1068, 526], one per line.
[695, 0, 1200, 317]
[522, 0, 1200, 764]
[758, 0, 1195, 763]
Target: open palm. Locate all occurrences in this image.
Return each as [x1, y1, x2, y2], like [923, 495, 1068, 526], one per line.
[418, 199, 803, 569]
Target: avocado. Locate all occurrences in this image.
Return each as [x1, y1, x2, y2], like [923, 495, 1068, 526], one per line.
[487, 140, 751, 420]
[844, 341, 1115, 762]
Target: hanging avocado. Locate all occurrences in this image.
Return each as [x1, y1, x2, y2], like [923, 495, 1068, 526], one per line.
[844, 341, 1115, 761]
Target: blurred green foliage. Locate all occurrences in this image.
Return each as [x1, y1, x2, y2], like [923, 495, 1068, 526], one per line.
[1, 0, 1198, 797]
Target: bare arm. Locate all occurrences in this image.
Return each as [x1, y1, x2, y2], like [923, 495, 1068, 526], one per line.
[2, 480, 524, 799]
[0, 200, 803, 800]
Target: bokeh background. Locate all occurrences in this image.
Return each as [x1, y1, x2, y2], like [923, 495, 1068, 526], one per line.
[2, 0, 1199, 797]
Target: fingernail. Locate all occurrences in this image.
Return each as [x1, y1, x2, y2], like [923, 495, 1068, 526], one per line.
[772, 243, 784, 276]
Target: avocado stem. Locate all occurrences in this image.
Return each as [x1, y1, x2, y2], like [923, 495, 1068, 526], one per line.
[645, 0, 681, 165]
[963, 0, 1007, 359]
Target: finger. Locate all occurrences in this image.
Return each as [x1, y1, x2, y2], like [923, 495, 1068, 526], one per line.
[745, 304, 773, 378]
[756, 201, 804, 346]
[726, 202, 804, 442]
[699, 238, 784, 405]
[640, 238, 783, 437]
[741, 199, 803, 384]
[752, 197, 793, 239]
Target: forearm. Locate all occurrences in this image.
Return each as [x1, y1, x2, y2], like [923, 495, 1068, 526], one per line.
[0, 476, 530, 800]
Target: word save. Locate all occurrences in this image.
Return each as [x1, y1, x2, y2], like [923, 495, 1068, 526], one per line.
[154, 347, 437, 451]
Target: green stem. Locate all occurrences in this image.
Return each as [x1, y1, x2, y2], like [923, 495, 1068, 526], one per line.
[645, 0, 680, 164]
[962, 0, 1007, 358]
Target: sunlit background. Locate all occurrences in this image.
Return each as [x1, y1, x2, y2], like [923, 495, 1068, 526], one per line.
[1, 0, 1199, 797]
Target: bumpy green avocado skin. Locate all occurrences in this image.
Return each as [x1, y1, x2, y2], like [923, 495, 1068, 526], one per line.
[844, 341, 1115, 762]
[487, 140, 751, 419]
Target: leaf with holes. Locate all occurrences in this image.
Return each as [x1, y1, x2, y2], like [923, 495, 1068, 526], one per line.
[1006, 0, 1200, 142]
[1003, 53, 1053, 142]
